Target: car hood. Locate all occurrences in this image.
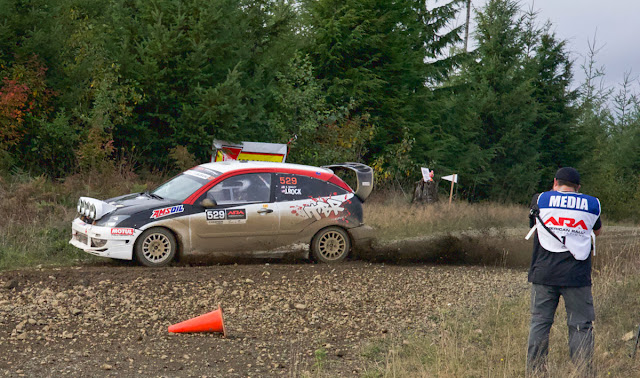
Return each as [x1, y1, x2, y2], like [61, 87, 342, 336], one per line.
[105, 193, 176, 216]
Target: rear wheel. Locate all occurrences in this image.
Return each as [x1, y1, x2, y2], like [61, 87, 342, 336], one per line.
[311, 227, 351, 263]
[134, 228, 176, 267]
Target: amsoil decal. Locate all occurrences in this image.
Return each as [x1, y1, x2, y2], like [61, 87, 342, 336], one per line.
[151, 205, 184, 219]
[206, 209, 247, 224]
[544, 217, 588, 230]
[111, 228, 135, 236]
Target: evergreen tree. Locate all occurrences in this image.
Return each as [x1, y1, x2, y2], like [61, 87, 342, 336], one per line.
[302, 0, 465, 182]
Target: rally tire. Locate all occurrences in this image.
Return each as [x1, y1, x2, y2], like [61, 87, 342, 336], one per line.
[134, 228, 177, 267]
[311, 227, 351, 263]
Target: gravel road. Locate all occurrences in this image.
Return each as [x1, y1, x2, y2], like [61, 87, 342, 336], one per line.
[0, 260, 528, 377]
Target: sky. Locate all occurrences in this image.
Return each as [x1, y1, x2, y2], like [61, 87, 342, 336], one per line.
[454, 0, 640, 92]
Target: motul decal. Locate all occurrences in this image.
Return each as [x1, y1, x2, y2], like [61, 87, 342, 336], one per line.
[111, 228, 135, 236]
[545, 217, 588, 230]
[151, 205, 184, 219]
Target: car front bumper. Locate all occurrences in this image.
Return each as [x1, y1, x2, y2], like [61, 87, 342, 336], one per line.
[69, 218, 141, 260]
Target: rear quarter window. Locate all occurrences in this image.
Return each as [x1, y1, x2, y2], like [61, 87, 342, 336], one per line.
[275, 174, 347, 202]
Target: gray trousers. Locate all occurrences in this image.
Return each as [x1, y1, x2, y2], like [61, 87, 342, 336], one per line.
[526, 284, 595, 373]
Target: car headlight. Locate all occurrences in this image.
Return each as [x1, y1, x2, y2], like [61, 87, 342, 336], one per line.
[89, 204, 96, 219]
[91, 238, 108, 248]
[77, 199, 82, 214]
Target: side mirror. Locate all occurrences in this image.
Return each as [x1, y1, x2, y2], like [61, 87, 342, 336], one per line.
[200, 198, 217, 208]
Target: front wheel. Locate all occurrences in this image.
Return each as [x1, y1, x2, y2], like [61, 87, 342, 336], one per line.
[311, 227, 351, 263]
[134, 228, 177, 267]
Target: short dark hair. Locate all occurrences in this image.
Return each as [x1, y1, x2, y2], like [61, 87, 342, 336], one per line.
[555, 179, 579, 190]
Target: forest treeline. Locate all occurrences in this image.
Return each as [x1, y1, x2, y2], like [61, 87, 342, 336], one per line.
[1, 0, 639, 218]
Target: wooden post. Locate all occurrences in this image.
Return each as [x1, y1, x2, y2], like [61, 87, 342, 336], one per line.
[448, 174, 456, 205]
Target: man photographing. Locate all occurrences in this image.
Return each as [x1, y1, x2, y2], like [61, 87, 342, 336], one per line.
[526, 167, 602, 374]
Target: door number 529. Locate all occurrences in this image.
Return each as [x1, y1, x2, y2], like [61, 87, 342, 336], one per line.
[206, 210, 225, 220]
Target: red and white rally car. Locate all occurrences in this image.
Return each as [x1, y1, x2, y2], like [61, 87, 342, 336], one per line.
[70, 161, 374, 266]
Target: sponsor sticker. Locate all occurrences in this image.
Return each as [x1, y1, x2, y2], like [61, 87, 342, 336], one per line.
[111, 228, 135, 236]
[184, 170, 213, 180]
[226, 209, 246, 220]
[205, 209, 247, 224]
[151, 205, 184, 219]
[281, 186, 302, 195]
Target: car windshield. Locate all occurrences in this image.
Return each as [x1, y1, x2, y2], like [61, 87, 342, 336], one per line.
[152, 168, 221, 202]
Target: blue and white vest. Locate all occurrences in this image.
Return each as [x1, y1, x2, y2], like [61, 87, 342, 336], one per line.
[536, 191, 601, 261]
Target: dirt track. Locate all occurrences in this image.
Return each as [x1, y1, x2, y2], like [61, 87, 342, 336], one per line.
[0, 259, 528, 377]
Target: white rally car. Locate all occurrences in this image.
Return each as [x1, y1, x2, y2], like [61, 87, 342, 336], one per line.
[70, 161, 374, 266]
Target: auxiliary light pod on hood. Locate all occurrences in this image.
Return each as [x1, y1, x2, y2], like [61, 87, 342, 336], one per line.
[77, 197, 118, 221]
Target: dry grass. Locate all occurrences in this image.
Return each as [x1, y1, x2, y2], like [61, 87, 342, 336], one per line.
[359, 230, 640, 377]
[364, 193, 527, 241]
[0, 164, 165, 270]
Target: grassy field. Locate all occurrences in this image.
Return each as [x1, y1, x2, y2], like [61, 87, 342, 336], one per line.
[0, 166, 164, 270]
[364, 192, 528, 241]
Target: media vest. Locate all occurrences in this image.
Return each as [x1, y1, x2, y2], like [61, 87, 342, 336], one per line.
[535, 191, 601, 261]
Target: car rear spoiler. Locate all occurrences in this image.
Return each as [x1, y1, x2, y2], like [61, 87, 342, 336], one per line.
[322, 163, 374, 201]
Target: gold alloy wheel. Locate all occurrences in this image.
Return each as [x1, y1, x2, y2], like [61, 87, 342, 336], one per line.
[317, 229, 348, 261]
[141, 232, 172, 264]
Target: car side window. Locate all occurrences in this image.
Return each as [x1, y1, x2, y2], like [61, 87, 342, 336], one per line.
[206, 173, 272, 205]
[274, 174, 347, 202]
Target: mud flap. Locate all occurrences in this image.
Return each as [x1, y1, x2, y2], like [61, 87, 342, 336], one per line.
[322, 163, 374, 201]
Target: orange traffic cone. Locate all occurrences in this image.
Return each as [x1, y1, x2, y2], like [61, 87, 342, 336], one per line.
[168, 305, 227, 336]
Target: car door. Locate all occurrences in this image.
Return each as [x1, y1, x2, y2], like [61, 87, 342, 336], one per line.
[189, 172, 280, 253]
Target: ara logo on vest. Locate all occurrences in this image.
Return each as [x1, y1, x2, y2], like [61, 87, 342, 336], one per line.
[544, 217, 587, 230]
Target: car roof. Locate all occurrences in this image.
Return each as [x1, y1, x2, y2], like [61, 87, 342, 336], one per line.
[197, 161, 334, 175]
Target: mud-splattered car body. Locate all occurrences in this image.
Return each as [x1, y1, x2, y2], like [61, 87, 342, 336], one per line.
[70, 161, 374, 266]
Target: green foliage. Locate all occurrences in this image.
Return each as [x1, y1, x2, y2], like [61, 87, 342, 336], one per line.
[0, 0, 638, 220]
[421, 0, 580, 203]
[303, 0, 465, 184]
[169, 145, 197, 173]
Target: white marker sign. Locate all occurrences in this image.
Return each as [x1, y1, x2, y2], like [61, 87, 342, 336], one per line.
[421, 167, 431, 182]
[442, 174, 458, 183]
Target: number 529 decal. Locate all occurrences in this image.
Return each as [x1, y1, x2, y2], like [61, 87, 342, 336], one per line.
[206, 210, 225, 220]
[205, 209, 247, 224]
